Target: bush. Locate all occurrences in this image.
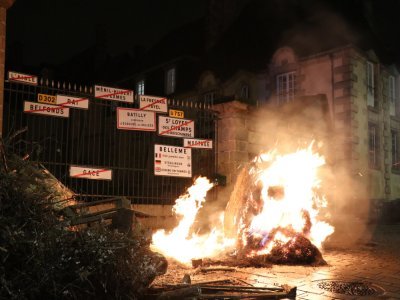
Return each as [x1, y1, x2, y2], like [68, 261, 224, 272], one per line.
[0, 151, 166, 299]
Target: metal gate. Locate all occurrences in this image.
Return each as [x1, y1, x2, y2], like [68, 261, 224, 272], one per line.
[2, 77, 218, 205]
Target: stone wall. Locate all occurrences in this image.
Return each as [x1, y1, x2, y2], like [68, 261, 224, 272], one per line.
[0, 0, 15, 137]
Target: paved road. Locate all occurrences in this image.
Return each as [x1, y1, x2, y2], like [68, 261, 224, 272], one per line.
[153, 223, 400, 299]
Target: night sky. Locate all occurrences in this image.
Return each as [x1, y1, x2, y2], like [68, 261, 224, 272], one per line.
[6, 0, 206, 66]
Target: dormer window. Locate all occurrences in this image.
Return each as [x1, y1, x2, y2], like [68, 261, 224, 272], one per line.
[166, 67, 176, 94]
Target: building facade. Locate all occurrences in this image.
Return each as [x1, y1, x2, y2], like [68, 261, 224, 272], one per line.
[207, 45, 400, 224]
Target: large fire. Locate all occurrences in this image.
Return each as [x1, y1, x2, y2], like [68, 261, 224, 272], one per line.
[151, 144, 334, 265]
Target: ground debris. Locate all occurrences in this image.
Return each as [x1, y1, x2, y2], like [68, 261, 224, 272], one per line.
[145, 280, 296, 299]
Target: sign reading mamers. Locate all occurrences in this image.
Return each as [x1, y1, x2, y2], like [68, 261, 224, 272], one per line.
[158, 116, 194, 138]
[154, 144, 192, 178]
[184, 138, 213, 149]
[94, 85, 134, 103]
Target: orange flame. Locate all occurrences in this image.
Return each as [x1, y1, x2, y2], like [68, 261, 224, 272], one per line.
[151, 143, 334, 264]
[151, 177, 235, 264]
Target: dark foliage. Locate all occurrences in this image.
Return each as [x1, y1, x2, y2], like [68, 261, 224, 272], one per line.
[0, 147, 167, 299]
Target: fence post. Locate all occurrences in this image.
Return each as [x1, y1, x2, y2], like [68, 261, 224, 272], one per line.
[0, 0, 15, 138]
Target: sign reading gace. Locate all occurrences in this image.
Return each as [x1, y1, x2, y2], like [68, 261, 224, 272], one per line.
[94, 85, 134, 103]
[8, 71, 38, 85]
[184, 138, 213, 149]
[139, 95, 167, 113]
[154, 144, 192, 178]
[56, 95, 89, 110]
[158, 116, 194, 138]
[69, 166, 112, 180]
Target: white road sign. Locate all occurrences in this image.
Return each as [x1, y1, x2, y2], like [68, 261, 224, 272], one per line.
[158, 116, 194, 138]
[23, 101, 70, 118]
[139, 95, 167, 113]
[184, 138, 213, 149]
[69, 166, 112, 180]
[154, 144, 192, 178]
[8, 71, 38, 85]
[94, 85, 134, 103]
[56, 94, 89, 109]
[117, 107, 156, 131]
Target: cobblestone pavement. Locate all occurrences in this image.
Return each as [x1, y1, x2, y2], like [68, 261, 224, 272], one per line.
[153, 224, 400, 299]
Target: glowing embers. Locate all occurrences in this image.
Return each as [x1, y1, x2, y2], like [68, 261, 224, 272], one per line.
[226, 145, 334, 264]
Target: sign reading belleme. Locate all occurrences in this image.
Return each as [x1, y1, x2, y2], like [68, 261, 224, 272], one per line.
[69, 165, 112, 180]
[154, 144, 192, 178]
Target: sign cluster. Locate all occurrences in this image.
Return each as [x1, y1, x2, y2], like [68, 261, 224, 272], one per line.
[10, 71, 213, 180]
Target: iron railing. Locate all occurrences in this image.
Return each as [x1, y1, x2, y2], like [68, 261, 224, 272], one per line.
[3, 78, 218, 205]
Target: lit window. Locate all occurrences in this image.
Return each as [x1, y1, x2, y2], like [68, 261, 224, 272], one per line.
[136, 80, 145, 95]
[277, 72, 296, 105]
[392, 130, 399, 170]
[166, 67, 176, 94]
[369, 123, 379, 169]
[389, 76, 396, 116]
[367, 61, 375, 107]
[241, 85, 249, 99]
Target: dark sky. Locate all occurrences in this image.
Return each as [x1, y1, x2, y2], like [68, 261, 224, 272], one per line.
[6, 0, 206, 66]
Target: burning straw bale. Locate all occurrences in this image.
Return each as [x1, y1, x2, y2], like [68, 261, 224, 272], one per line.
[0, 146, 167, 299]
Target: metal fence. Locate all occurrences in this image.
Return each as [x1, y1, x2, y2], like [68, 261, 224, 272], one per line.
[2, 78, 218, 205]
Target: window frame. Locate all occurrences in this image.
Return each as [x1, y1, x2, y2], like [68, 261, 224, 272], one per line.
[389, 75, 396, 116]
[276, 71, 296, 105]
[367, 61, 375, 107]
[368, 123, 380, 169]
[392, 130, 400, 171]
[165, 67, 176, 95]
[136, 79, 145, 96]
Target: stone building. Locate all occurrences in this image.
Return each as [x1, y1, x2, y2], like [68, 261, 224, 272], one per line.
[211, 45, 400, 223]
[117, 0, 400, 222]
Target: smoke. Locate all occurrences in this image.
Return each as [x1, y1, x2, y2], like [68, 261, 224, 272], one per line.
[206, 95, 371, 249]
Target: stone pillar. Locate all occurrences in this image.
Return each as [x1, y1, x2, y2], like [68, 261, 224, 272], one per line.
[0, 0, 15, 137]
[213, 101, 249, 204]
